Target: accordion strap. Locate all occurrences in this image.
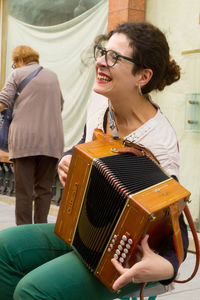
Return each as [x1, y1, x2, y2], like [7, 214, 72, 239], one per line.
[174, 204, 200, 283]
[169, 203, 184, 265]
[121, 139, 160, 165]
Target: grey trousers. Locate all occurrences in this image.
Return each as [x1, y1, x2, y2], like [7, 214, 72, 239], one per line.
[13, 155, 58, 225]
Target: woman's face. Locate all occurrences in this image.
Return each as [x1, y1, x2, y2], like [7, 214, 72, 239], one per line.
[93, 33, 140, 99]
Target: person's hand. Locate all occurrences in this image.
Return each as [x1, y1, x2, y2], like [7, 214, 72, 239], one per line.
[58, 155, 72, 186]
[0, 103, 6, 112]
[111, 234, 174, 290]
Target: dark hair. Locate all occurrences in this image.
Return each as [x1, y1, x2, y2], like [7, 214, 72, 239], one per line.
[95, 22, 181, 94]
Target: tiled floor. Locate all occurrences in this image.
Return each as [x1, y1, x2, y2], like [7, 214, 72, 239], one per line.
[0, 196, 57, 230]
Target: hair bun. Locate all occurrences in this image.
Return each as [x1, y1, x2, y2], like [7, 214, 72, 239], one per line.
[157, 59, 181, 91]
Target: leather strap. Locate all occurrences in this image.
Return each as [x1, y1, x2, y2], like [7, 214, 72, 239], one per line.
[14, 66, 43, 101]
[175, 204, 200, 283]
[122, 139, 160, 165]
[169, 203, 184, 265]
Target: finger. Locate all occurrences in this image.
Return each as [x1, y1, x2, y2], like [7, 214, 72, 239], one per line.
[140, 234, 151, 255]
[58, 176, 65, 187]
[61, 165, 69, 174]
[112, 271, 133, 290]
[58, 172, 67, 187]
[58, 162, 69, 173]
[58, 156, 71, 170]
[111, 258, 125, 275]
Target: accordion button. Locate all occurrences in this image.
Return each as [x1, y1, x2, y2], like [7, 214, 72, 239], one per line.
[116, 249, 121, 255]
[119, 257, 124, 263]
[124, 248, 128, 254]
[122, 235, 127, 241]
[108, 248, 111, 252]
[114, 254, 118, 259]
[121, 253, 126, 258]
[128, 238, 133, 245]
[120, 240, 125, 246]
[112, 239, 115, 244]
[109, 244, 113, 249]
[118, 245, 123, 251]
[114, 235, 118, 239]
[126, 243, 131, 249]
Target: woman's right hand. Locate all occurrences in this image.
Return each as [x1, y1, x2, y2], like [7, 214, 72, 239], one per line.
[58, 155, 72, 187]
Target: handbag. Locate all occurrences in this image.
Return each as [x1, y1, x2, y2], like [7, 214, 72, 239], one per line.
[0, 66, 43, 152]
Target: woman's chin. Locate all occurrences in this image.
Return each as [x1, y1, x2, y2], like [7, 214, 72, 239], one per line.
[93, 85, 110, 97]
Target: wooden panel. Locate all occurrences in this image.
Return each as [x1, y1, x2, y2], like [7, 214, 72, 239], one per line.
[55, 148, 92, 245]
[132, 178, 190, 213]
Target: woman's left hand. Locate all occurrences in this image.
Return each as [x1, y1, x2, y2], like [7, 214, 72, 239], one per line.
[111, 234, 174, 290]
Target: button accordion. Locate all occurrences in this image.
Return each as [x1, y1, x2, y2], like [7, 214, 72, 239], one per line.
[55, 129, 190, 291]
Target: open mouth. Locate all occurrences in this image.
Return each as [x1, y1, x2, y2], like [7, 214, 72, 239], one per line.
[97, 72, 112, 83]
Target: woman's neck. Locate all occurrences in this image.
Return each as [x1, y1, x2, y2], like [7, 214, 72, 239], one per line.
[107, 94, 157, 138]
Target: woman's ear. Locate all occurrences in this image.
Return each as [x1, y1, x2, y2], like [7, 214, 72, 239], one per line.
[137, 68, 153, 88]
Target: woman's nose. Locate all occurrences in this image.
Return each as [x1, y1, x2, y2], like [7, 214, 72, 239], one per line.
[95, 55, 107, 67]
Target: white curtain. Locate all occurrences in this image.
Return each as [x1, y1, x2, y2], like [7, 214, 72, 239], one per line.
[6, 0, 108, 150]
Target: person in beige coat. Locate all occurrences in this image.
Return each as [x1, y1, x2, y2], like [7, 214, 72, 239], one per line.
[0, 45, 64, 225]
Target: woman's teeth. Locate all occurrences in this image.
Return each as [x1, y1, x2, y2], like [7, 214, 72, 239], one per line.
[98, 74, 111, 82]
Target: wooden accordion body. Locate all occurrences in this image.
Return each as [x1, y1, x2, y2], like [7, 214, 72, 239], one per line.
[55, 131, 190, 291]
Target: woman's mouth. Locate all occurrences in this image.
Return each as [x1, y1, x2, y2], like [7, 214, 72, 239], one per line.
[97, 72, 112, 84]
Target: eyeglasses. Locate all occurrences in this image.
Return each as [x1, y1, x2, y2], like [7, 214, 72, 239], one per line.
[12, 63, 16, 69]
[94, 45, 141, 67]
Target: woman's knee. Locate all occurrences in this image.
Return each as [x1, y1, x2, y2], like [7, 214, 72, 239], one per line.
[0, 225, 38, 267]
[13, 276, 51, 300]
[13, 280, 28, 300]
[0, 227, 19, 263]
[14, 278, 36, 300]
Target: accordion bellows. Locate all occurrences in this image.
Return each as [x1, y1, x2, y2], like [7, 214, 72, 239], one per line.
[55, 130, 190, 291]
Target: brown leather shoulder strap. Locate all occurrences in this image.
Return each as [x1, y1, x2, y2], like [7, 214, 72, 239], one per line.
[169, 203, 184, 265]
[120, 139, 160, 165]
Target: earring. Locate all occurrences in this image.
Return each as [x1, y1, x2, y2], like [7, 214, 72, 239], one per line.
[138, 84, 143, 96]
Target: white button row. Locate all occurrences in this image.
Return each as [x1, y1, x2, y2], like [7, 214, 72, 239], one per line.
[108, 234, 134, 264]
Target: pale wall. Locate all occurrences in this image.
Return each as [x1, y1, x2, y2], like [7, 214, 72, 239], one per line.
[145, 0, 200, 225]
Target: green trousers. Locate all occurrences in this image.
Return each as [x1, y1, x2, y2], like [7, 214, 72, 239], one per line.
[119, 297, 156, 300]
[0, 223, 158, 300]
